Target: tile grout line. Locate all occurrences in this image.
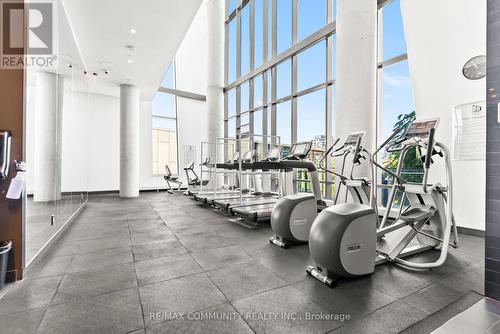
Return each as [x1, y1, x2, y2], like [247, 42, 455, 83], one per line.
[154, 196, 257, 333]
[128, 211, 147, 332]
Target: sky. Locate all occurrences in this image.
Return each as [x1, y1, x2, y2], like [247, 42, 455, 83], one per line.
[154, 0, 415, 143]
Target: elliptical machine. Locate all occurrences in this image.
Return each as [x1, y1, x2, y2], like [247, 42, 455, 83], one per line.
[269, 132, 368, 249]
[306, 118, 458, 287]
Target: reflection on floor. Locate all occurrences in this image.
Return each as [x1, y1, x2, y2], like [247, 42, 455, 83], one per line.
[431, 298, 500, 333]
[26, 195, 86, 264]
[1, 193, 486, 333]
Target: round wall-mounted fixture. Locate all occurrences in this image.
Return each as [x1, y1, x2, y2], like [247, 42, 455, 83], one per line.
[462, 55, 486, 80]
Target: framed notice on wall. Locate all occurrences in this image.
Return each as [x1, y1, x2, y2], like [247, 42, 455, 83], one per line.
[453, 101, 486, 161]
[184, 145, 197, 165]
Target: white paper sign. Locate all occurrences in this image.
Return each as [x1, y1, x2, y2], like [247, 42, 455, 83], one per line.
[453, 102, 486, 161]
[184, 145, 197, 164]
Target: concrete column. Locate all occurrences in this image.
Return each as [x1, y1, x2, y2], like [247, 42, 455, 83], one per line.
[335, 0, 377, 186]
[34, 71, 63, 202]
[120, 85, 140, 198]
[206, 0, 225, 161]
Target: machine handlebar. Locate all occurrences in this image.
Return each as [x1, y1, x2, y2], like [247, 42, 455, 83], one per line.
[425, 128, 435, 169]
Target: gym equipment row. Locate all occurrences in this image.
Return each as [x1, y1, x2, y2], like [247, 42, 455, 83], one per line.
[177, 118, 458, 287]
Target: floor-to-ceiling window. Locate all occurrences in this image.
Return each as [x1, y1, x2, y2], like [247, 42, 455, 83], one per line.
[224, 0, 336, 198]
[153, 63, 179, 175]
[377, 0, 420, 206]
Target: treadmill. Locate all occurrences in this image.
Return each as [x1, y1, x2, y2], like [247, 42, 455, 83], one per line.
[193, 152, 241, 203]
[202, 149, 258, 205]
[230, 142, 314, 223]
[212, 147, 283, 210]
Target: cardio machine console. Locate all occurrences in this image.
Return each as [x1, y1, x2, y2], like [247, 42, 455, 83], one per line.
[230, 152, 240, 162]
[404, 118, 440, 140]
[288, 142, 312, 159]
[265, 147, 281, 161]
[343, 132, 365, 148]
[242, 150, 256, 162]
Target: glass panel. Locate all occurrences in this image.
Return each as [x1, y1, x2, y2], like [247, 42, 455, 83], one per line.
[267, 107, 272, 137]
[240, 111, 250, 126]
[378, 60, 419, 207]
[297, 89, 326, 196]
[379, 60, 414, 144]
[277, 59, 291, 99]
[252, 76, 262, 108]
[298, 0, 326, 41]
[152, 117, 177, 130]
[332, 0, 336, 21]
[254, 75, 263, 108]
[277, 101, 292, 147]
[241, 4, 251, 75]
[228, 117, 237, 138]
[268, 0, 272, 59]
[228, 89, 236, 117]
[255, 0, 264, 68]
[297, 41, 326, 92]
[267, 70, 272, 101]
[160, 63, 174, 88]
[228, 19, 237, 83]
[152, 92, 176, 118]
[241, 124, 250, 135]
[228, 0, 237, 15]
[152, 118, 178, 175]
[254, 109, 263, 135]
[297, 89, 326, 145]
[241, 81, 250, 112]
[382, 0, 407, 60]
[277, 0, 292, 54]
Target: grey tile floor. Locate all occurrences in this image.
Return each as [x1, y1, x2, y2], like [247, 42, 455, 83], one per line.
[431, 298, 500, 333]
[0, 192, 487, 333]
[26, 195, 86, 263]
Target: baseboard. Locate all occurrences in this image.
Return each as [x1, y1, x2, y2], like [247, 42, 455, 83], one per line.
[457, 226, 485, 238]
[24, 200, 88, 271]
[86, 188, 188, 195]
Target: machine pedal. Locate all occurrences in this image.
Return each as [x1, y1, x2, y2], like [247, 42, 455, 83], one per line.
[306, 265, 336, 287]
[269, 236, 288, 249]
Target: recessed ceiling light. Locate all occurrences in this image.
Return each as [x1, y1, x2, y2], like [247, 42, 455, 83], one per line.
[492, 94, 497, 98]
[130, 28, 137, 34]
[125, 45, 136, 52]
[489, 88, 495, 91]
[128, 59, 133, 64]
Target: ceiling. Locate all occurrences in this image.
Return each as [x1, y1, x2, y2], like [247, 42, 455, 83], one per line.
[61, 0, 203, 99]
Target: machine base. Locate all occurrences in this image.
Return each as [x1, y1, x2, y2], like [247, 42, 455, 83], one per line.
[270, 236, 289, 249]
[306, 265, 336, 287]
[228, 218, 260, 229]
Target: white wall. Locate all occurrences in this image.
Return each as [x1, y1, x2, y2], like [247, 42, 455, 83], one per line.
[78, 1, 209, 192]
[84, 93, 120, 192]
[173, 1, 209, 184]
[401, 0, 487, 230]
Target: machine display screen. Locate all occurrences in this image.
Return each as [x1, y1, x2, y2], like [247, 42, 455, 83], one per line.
[344, 132, 365, 147]
[291, 143, 310, 156]
[242, 150, 254, 161]
[405, 119, 439, 139]
[267, 148, 281, 159]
